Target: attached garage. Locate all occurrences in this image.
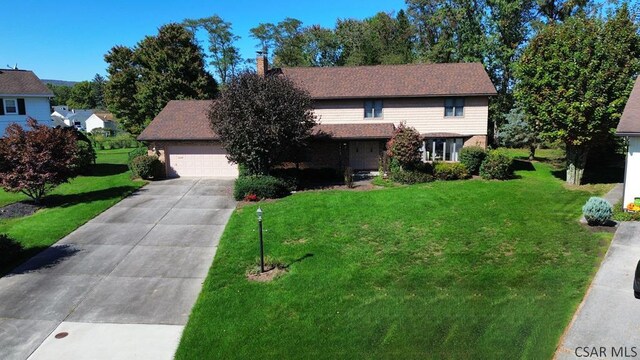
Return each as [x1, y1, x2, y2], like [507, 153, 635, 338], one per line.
[166, 143, 238, 178]
[137, 100, 239, 179]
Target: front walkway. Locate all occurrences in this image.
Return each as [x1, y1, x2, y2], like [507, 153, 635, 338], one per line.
[555, 221, 640, 359]
[0, 179, 235, 360]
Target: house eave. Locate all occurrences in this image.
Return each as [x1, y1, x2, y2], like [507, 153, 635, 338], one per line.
[311, 93, 497, 100]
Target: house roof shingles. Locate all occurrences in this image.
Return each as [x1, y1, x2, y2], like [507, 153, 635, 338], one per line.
[280, 63, 496, 99]
[618, 77, 640, 135]
[313, 123, 395, 140]
[138, 100, 218, 141]
[0, 69, 53, 96]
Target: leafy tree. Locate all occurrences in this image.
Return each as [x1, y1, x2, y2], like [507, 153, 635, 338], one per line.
[183, 15, 242, 85]
[302, 25, 342, 67]
[406, 0, 487, 63]
[0, 119, 80, 204]
[209, 72, 316, 175]
[104, 23, 218, 135]
[68, 81, 93, 109]
[47, 83, 72, 107]
[535, 0, 590, 23]
[386, 123, 422, 167]
[515, 7, 640, 184]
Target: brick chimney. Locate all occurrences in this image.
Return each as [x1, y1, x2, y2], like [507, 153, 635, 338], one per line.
[256, 50, 268, 76]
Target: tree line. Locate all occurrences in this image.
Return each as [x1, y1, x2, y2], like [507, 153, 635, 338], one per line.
[101, 0, 640, 184]
[48, 74, 106, 110]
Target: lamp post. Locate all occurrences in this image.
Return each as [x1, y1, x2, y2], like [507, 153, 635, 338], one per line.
[257, 207, 264, 273]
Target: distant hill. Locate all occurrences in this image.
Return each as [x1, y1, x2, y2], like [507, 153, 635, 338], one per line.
[42, 79, 78, 87]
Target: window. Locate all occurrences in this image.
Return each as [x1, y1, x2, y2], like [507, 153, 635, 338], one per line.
[364, 100, 383, 118]
[445, 98, 464, 117]
[4, 99, 17, 114]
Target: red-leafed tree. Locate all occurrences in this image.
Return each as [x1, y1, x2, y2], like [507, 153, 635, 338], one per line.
[0, 119, 80, 203]
[386, 122, 422, 168]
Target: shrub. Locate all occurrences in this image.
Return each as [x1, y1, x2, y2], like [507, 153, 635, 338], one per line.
[582, 197, 613, 226]
[433, 162, 469, 180]
[386, 123, 422, 167]
[130, 155, 160, 179]
[74, 140, 96, 174]
[234, 175, 290, 201]
[459, 146, 486, 175]
[389, 160, 434, 184]
[479, 150, 513, 180]
[344, 167, 354, 188]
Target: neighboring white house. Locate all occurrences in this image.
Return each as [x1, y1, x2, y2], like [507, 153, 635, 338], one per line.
[617, 77, 640, 209]
[85, 113, 117, 133]
[51, 108, 94, 130]
[0, 69, 53, 134]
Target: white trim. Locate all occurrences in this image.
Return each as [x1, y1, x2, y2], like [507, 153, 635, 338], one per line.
[3, 98, 18, 114]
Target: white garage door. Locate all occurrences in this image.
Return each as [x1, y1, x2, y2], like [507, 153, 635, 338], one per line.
[166, 144, 238, 178]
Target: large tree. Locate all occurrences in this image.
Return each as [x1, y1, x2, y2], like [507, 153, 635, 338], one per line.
[104, 23, 218, 135]
[0, 119, 79, 203]
[209, 72, 316, 175]
[515, 6, 640, 184]
[183, 15, 242, 85]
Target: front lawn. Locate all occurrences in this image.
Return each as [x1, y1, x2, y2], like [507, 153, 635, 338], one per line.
[177, 155, 611, 359]
[0, 149, 145, 274]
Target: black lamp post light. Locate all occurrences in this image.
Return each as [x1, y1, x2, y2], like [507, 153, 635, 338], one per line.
[257, 207, 265, 273]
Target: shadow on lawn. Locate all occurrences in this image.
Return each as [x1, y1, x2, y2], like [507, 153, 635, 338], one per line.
[89, 163, 129, 177]
[285, 253, 314, 268]
[0, 235, 74, 277]
[42, 186, 139, 208]
[512, 159, 535, 172]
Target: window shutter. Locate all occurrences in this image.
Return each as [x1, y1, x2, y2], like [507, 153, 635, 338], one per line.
[0, 99, 4, 116]
[17, 98, 26, 115]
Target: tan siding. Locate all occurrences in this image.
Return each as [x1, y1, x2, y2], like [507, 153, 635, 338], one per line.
[313, 97, 488, 136]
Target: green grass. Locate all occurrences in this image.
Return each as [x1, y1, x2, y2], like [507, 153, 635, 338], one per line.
[0, 149, 145, 274]
[176, 153, 612, 359]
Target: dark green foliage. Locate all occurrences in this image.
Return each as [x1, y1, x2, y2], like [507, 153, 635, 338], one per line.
[458, 146, 487, 175]
[515, 7, 640, 184]
[269, 168, 342, 189]
[233, 175, 290, 200]
[127, 147, 148, 171]
[47, 83, 72, 107]
[105, 24, 218, 135]
[74, 141, 96, 174]
[433, 162, 469, 180]
[582, 197, 613, 226]
[480, 150, 514, 180]
[210, 72, 315, 175]
[389, 159, 434, 184]
[130, 155, 159, 180]
[386, 123, 422, 168]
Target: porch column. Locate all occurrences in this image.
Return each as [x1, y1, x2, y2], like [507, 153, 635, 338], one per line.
[452, 141, 457, 162]
[432, 140, 436, 161]
[421, 141, 427, 162]
[442, 141, 446, 161]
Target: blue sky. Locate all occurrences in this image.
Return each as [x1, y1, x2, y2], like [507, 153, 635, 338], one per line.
[3, 0, 406, 82]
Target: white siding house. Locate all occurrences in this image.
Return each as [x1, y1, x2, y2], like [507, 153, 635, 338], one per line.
[618, 77, 640, 209]
[0, 69, 53, 135]
[85, 114, 117, 133]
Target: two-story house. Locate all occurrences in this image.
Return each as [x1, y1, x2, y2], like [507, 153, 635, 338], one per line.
[0, 69, 53, 135]
[138, 56, 496, 178]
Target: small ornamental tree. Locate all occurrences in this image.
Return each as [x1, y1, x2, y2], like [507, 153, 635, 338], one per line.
[386, 123, 422, 168]
[0, 119, 80, 203]
[210, 71, 316, 175]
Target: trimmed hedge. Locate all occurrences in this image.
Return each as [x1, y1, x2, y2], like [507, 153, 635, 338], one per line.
[74, 140, 96, 174]
[130, 155, 160, 180]
[234, 175, 290, 201]
[433, 162, 469, 180]
[459, 146, 486, 175]
[390, 169, 434, 184]
[479, 150, 513, 180]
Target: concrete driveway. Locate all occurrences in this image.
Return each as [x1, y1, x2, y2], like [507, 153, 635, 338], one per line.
[0, 178, 235, 360]
[556, 222, 640, 359]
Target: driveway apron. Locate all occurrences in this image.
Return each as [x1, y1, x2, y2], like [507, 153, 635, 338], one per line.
[0, 178, 235, 360]
[555, 222, 640, 359]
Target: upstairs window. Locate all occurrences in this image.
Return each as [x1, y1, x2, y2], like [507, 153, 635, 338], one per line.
[4, 99, 17, 114]
[445, 98, 464, 117]
[364, 100, 383, 118]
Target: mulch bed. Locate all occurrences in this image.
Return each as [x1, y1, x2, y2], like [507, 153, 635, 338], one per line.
[247, 266, 288, 282]
[0, 202, 42, 219]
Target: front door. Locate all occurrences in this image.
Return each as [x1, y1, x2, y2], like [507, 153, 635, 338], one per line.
[349, 141, 380, 170]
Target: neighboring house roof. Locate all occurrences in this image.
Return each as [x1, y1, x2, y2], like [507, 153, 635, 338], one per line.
[278, 63, 497, 100]
[67, 110, 94, 123]
[0, 69, 53, 96]
[618, 77, 640, 135]
[138, 100, 218, 141]
[313, 123, 395, 140]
